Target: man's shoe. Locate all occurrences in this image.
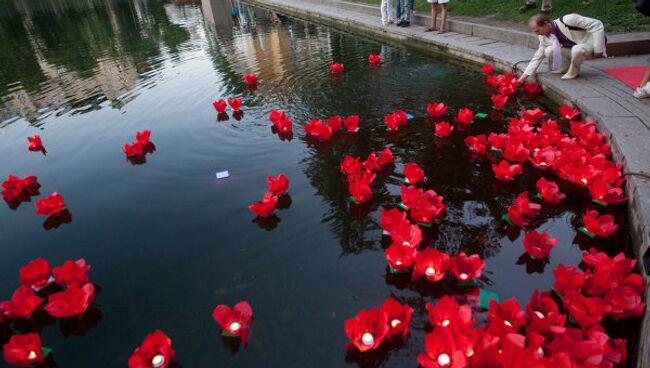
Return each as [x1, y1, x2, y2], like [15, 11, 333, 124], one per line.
[402, 21, 410, 27]
[518, 2, 536, 12]
[561, 70, 579, 80]
[633, 84, 650, 99]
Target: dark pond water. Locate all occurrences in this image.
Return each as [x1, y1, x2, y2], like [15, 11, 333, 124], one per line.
[0, 0, 638, 366]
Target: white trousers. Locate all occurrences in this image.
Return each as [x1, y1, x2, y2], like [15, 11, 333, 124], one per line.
[381, 0, 393, 24]
[544, 44, 593, 73]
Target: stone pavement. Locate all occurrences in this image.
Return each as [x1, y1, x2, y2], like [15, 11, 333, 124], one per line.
[246, 0, 650, 364]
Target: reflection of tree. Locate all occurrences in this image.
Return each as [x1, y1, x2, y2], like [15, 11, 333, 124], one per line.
[0, 2, 45, 95]
[0, 0, 191, 123]
[29, 4, 116, 77]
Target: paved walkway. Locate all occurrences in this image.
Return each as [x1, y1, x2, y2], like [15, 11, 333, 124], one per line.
[248, 0, 650, 364]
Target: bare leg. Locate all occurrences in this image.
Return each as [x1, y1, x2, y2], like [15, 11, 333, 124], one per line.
[425, 4, 437, 31]
[440, 4, 447, 32]
[432, 4, 438, 29]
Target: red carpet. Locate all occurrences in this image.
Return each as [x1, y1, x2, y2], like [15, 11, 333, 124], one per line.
[602, 65, 646, 89]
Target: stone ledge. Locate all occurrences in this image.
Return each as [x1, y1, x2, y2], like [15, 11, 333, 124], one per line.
[246, 0, 650, 365]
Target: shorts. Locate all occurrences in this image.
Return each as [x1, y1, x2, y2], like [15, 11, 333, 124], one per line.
[428, 0, 449, 3]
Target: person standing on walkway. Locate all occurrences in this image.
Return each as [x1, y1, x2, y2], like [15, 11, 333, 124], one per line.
[425, 0, 448, 33]
[517, 13, 606, 83]
[519, 0, 552, 14]
[397, 0, 412, 27]
[381, 0, 394, 26]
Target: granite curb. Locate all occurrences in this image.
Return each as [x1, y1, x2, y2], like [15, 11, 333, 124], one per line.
[246, 0, 650, 365]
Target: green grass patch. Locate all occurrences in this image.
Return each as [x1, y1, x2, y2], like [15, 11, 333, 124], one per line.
[348, 0, 650, 32]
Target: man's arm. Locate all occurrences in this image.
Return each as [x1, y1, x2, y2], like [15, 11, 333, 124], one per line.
[518, 37, 547, 83]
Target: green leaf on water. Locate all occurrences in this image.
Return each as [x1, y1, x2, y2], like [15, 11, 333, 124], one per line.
[592, 199, 608, 207]
[479, 289, 500, 310]
[42, 347, 52, 358]
[458, 279, 478, 287]
[221, 330, 239, 338]
[388, 264, 410, 274]
[501, 214, 516, 227]
[578, 226, 596, 239]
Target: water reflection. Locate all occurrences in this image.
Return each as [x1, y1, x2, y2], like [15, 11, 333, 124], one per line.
[0, 0, 190, 125]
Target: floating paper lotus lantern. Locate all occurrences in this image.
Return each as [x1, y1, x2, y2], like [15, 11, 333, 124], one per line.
[213, 301, 254, 343]
[427, 103, 447, 118]
[128, 330, 175, 368]
[434, 122, 453, 137]
[523, 230, 557, 259]
[344, 308, 388, 352]
[380, 298, 413, 341]
[27, 135, 45, 154]
[492, 160, 522, 181]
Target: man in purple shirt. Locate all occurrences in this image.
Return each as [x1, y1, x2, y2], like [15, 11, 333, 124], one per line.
[518, 13, 606, 82]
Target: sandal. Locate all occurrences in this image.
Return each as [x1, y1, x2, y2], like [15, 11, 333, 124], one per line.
[424, 27, 436, 32]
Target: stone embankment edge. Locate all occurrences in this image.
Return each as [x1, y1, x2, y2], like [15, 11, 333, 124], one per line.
[245, 0, 650, 365]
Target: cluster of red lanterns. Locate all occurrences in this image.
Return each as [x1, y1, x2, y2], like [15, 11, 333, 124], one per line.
[128, 301, 253, 368]
[248, 174, 290, 217]
[349, 248, 642, 368]
[212, 97, 244, 121]
[303, 114, 360, 141]
[341, 148, 395, 204]
[1, 258, 95, 366]
[3, 51, 644, 367]
[345, 298, 413, 352]
[381, 207, 481, 280]
[342, 62, 642, 367]
[2, 174, 71, 229]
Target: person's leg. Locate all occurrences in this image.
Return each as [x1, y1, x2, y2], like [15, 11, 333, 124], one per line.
[399, 0, 407, 23]
[381, 0, 389, 25]
[518, 0, 537, 12]
[395, 0, 402, 22]
[440, 3, 447, 32]
[403, 0, 412, 24]
[426, 2, 438, 31]
[562, 44, 593, 80]
[541, 0, 552, 13]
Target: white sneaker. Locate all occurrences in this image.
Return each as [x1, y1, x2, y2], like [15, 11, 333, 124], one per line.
[633, 84, 650, 99]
